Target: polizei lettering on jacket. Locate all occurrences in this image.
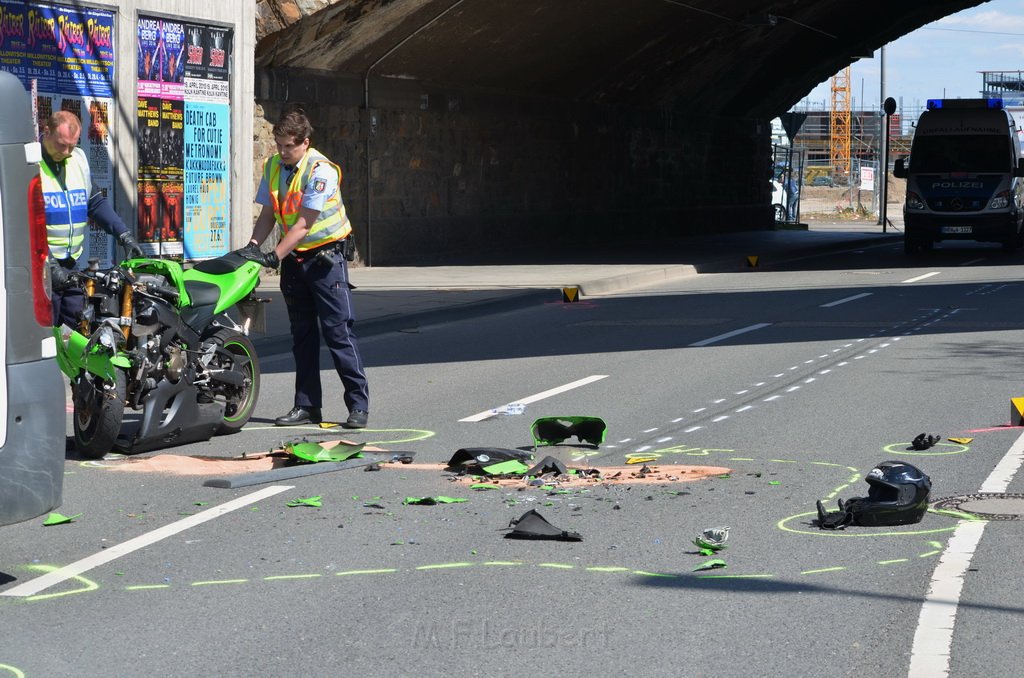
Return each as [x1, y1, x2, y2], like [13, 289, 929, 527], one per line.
[44, 190, 87, 210]
[930, 180, 984, 189]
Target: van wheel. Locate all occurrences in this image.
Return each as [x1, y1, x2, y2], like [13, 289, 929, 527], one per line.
[773, 204, 786, 222]
[72, 371, 126, 459]
[904, 237, 922, 256]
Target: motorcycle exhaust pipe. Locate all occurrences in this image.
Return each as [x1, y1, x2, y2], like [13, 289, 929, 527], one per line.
[210, 370, 245, 387]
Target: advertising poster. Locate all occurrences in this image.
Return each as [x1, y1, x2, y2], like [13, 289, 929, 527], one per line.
[0, 1, 117, 266]
[138, 16, 231, 260]
[182, 23, 232, 259]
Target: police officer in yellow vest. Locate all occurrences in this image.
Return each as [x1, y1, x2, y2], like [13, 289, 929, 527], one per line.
[41, 110, 143, 327]
[238, 107, 369, 429]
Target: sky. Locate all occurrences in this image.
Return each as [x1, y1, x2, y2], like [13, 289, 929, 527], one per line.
[795, 0, 1024, 113]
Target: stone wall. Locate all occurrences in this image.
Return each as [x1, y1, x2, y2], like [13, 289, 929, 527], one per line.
[254, 67, 773, 266]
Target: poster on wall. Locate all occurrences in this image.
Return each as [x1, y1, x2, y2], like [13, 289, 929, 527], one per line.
[0, 1, 117, 267]
[138, 15, 232, 260]
[182, 23, 232, 259]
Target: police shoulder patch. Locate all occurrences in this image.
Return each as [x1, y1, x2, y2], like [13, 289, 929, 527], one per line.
[312, 178, 326, 193]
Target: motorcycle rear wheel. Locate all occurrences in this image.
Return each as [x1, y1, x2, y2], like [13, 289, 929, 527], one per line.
[208, 330, 260, 435]
[72, 370, 126, 459]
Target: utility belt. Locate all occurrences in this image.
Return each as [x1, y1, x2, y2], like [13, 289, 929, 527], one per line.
[289, 237, 354, 264]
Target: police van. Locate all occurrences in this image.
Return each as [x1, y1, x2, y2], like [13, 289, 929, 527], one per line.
[0, 70, 66, 526]
[894, 98, 1024, 254]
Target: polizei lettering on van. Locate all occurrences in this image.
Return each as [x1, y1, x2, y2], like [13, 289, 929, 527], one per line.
[930, 181, 985, 189]
[918, 124, 1003, 135]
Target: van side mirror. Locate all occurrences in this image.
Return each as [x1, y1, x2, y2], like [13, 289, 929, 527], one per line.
[1015, 158, 1024, 178]
[893, 157, 908, 179]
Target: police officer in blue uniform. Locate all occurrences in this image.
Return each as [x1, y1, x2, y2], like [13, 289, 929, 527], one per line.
[239, 107, 369, 429]
[40, 110, 142, 327]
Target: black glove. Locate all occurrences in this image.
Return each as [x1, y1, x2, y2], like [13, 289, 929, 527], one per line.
[119, 232, 144, 259]
[48, 261, 74, 291]
[235, 243, 279, 269]
[816, 499, 853, 530]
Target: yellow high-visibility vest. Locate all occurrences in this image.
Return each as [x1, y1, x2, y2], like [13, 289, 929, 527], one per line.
[263, 148, 351, 251]
[40, 147, 90, 261]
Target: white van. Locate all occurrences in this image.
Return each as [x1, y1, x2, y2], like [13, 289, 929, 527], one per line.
[894, 98, 1024, 254]
[0, 71, 66, 526]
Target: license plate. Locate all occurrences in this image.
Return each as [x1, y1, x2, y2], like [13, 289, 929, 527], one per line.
[941, 226, 972, 234]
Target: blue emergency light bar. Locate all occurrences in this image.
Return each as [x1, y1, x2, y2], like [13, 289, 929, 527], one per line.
[926, 98, 1004, 110]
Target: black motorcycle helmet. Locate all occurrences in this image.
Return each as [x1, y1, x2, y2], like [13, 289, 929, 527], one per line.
[850, 460, 932, 526]
[817, 460, 932, 529]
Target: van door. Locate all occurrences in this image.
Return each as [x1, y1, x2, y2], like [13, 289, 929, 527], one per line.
[0, 70, 66, 526]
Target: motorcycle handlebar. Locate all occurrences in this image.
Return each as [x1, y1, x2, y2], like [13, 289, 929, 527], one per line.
[146, 282, 180, 302]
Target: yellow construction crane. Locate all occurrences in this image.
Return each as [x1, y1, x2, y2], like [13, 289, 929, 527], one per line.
[829, 65, 851, 185]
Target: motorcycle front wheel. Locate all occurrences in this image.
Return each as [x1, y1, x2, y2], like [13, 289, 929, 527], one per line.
[208, 330, 260, 435]
[72, 370, 126, 459]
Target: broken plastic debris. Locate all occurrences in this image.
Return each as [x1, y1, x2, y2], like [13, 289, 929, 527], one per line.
[286, 496, 323, 507]
[481, 459, 531, 475]
[285, 440, 365, 463]
[525, 456, 569, 476]
[43, 512, 81, 526]
[504, 508, 582, 541]
[948, 437, 973, 445]
[403, 496, 468, 505]
[469, 483, 501, 491]
[693, 526, 730, 552]
[446, 447, 533, 474]
[531, 416, 607, 446]
[626, 456, 658, 465]
[693, 559, 727, 572]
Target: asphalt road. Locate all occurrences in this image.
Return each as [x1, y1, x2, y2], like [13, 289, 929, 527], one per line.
[3, 239, 1024, 677]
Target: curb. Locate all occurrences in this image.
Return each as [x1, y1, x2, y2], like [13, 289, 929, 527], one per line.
[578, 264, 698, 295]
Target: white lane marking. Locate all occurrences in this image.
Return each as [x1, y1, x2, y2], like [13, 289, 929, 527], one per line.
[684, 426, 702, 433]
[763, 395, 781, 402]
[689, 322, 772, 347]
[459, 375, 609, 422]
[735, 405, 753, 413]
[820, 292, 873, 308]
[711, 415, 729, 423]
[903, 271, 941, 283]
[1, 485, 293, 598]
[908, 429, 1024, 677]
[960, 258, 986, 266]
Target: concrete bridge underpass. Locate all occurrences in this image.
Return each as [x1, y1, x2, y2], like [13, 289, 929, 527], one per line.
[252, 0, 983, 265]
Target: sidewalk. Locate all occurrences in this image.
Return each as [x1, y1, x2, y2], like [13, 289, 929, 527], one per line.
[247, 222, 903, 356]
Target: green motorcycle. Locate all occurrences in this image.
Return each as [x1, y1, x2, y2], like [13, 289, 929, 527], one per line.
[55, 252, 266, 458]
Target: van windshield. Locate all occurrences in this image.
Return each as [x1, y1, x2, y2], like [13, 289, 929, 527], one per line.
[910, 134, 1010, 173]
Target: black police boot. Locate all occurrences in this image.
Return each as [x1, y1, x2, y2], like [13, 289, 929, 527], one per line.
[275, 406, 322, 426]
[343, 410, 368, 429]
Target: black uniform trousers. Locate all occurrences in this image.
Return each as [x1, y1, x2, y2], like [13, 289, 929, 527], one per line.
[51, 258, 84, 327]
[280, 244, 369, 414]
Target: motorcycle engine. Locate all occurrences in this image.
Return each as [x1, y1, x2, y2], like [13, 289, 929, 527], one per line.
[166, 345, 185, 382]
